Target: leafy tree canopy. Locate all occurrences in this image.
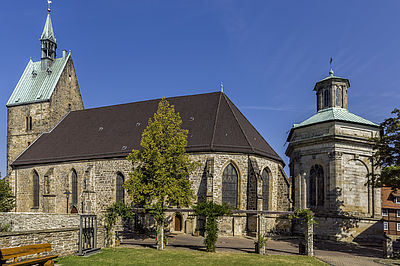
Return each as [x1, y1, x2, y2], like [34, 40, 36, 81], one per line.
[0, 178, 15, 212]
[125, 97, 196, 209]
[372, 108, 400, 189]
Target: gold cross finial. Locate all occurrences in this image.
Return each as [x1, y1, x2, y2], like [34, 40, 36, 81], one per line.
[47, 0, 52, 12]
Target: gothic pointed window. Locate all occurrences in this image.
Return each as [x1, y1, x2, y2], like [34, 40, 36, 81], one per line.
[33, 171, 39, 208]
[222, 163, 238, 208]
[71, 170, 78, 207]
[309, 165, 324, 207]
[116, 172, 125, 203]
[262, 169, 270, 211]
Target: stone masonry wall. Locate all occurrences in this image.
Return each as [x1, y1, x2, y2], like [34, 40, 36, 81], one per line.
[12, 152, 290, 236]
[0, 212, 80, 231]
[287, 119, 381, 241]
[0, 212, 106, 256]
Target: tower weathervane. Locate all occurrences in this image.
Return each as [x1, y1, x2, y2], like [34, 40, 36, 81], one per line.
[47, 0, 52, 13]
[329, 57, 334, 76]
[220, 82, 224, 93]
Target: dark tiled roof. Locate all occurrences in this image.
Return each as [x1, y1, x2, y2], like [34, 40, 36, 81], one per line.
[12, 92, 283, 167]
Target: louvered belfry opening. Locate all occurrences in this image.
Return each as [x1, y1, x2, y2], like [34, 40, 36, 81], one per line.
[222, 163, 238, 208]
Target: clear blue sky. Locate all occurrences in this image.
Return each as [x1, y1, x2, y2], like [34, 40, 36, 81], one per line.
[0, 1, 399, 177]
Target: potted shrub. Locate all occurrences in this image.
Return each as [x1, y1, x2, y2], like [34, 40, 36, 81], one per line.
[254, 234, 268, 255]
[115, 231, 121, 246]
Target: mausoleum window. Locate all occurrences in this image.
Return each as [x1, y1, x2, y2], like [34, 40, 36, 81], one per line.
[222, 163, 238, 208]
[308, 164, 324, 207]
[336, 87, 341, 106]
[323, 89, 330, 108]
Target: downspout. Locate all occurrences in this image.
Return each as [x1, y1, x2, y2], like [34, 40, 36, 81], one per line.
[371, 157, 375, 218]
[14, 169, 17, 212]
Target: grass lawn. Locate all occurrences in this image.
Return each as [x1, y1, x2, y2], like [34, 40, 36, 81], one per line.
[55, 247, 326, 265]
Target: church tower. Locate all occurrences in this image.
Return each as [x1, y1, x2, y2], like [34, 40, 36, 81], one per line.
[286, 65, 382, 242]
[6, 7, 84, 176]
[40, 12, 57, 70]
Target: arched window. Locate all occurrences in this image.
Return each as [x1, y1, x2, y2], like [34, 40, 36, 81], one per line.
[323, 89, 330, 108]
[71, 170, 78, 207]
[33, 171, 39, 208]
[222, 163, 238, 208]
[309, 165, 324, 207]
[262, 169, 270, 211]
[116, 172, 125, 203]
[336, 87, 341, 106]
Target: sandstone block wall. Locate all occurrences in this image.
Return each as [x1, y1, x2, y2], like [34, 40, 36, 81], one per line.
[0, 212, 105, 256]
[12, 151, 290, 236]
[0, 212, 80, 231]
[287, 120, 382, 241]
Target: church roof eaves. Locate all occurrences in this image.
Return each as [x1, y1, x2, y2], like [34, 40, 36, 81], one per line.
[7, 54, 70, 107]
[12, 92, 284, 167]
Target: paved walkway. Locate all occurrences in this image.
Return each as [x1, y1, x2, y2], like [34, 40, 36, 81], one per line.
[121, 233, 389, 266]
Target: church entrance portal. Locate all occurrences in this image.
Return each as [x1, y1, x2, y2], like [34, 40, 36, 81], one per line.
[175, 213, 182, 232]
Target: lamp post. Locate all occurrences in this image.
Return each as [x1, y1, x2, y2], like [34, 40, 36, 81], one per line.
[64, 190, 71, 214]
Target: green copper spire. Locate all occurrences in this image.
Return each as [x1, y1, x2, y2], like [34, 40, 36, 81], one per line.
[40, 8, 57, 70]
[41, 12, 56, 43]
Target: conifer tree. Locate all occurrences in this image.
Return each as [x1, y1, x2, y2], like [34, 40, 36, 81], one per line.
[125, 97, 195, 250]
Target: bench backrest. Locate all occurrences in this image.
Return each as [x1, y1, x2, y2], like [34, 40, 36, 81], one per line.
[0, 243, 52, 260]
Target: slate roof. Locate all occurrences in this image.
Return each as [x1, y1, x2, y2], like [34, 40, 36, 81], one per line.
[293, 107, 378, 128]
[7, 54, 70, 107]
[12, 92, 283, 167]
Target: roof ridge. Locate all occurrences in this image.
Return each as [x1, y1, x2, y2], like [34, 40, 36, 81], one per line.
[222, 93, 254, 152]
[72, 91, 222, 114]
[210, 92, 222, 150]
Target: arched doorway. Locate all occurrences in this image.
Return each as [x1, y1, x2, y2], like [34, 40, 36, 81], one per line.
[174, 213, 182, 232]
[70, 205, 78, 214]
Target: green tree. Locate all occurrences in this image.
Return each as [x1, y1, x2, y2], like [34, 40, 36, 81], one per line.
[193, 201, 231, 252]
[0, 178, 15, 212]
[371, 108, 400, 189]
[125, 98, 196, 250]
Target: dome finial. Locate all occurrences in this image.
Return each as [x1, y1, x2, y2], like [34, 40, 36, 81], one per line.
[220, 81, 224, 93]
[329, 57, 334, 76]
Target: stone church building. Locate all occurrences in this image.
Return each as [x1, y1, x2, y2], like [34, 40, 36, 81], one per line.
[286, 68, 382, 241]
[6, 11, 291, 236]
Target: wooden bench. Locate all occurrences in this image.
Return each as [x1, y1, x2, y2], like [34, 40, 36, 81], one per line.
[0, 243, 58, 266]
